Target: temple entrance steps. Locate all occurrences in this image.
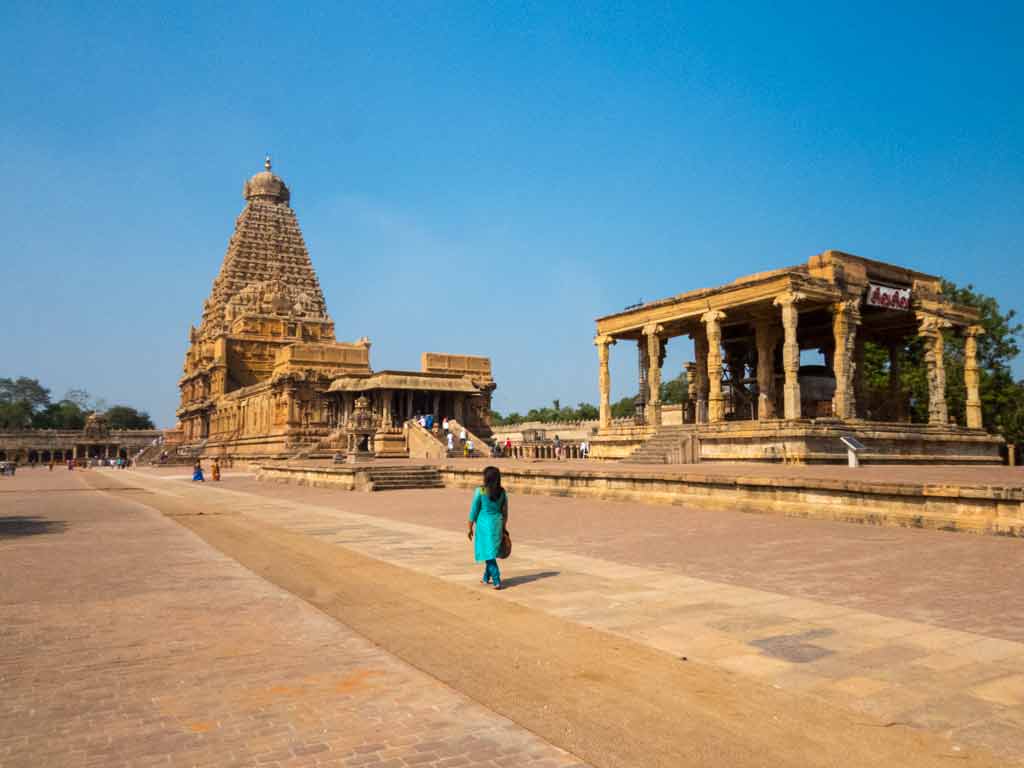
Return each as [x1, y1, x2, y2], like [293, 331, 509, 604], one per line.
[134, 440, 166, 465]
[366, 465, 445, 491]
[621, 425, 700, 465]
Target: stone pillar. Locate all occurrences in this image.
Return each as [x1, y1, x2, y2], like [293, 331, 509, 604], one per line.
[853, 335, 866, 418]
[965, 325, 984, 429]
[773, 292, 805, 420]
[754, 321, 779, 420]
[701, 310, 726, 422]
[644, 323, 665, 427]
[830, 299, 861, 420]
[692, 330, 709, 424]
[594, 334, 615, 429]
[432, 393, 441, 420]
[636, 339, 649, 421]
[684, 361, 698, 423]
[285, 386, 299, 427]
[917, 314, 950, 425]
[405, 391, 414, 421]
[887, 341, 906, 421]
[381, 389, 393, 429]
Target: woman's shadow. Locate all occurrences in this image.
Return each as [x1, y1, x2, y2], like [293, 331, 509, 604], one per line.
[500, 571, 559, 589]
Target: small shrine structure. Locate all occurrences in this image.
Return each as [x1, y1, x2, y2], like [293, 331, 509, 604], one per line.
[590, 250, 1003, 463]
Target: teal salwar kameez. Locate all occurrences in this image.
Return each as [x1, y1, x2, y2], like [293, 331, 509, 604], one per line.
[469, 487, 507, 587]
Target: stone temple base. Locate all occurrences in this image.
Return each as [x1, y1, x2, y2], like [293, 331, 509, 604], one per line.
[590, 420, 1004, 465]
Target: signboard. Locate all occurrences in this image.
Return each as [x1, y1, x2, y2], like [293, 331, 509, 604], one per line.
[865, 283, 911, 311]
[840, 435, 865, 452]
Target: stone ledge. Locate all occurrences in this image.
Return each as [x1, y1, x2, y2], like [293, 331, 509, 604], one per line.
[439, 465, 1024, 536]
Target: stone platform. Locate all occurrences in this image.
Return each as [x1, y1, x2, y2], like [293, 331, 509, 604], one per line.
[258, 462, 444, 491]
[589, 419, 1004, 464]
[259, 458, 1024, 537]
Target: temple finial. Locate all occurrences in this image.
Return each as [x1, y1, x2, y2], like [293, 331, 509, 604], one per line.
[264, 153, 272, 171]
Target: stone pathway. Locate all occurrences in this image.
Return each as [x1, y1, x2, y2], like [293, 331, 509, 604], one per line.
[0, 470, 588, 768]
[127, 469, 1024, 764]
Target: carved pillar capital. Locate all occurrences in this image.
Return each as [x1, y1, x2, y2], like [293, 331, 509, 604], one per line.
[915, 312, 952, 337]
[831, 297, 862, 322]
[700, 309, 726, 326]
[593, 333, 617, 348]
[965, 324, 985, 338]
[773, 291, 806, 311]
[642, 322, 664, 337]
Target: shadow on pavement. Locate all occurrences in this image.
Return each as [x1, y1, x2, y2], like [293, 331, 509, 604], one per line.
[501, 571, 560, 589]
[0, 516, 68, 540]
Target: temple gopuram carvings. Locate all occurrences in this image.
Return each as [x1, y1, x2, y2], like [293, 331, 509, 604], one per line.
[591, 251, 1003, 463]
[177, 159, 495, 460]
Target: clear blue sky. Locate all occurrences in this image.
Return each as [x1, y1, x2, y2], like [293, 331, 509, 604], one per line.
[3, 1, 1021, 427]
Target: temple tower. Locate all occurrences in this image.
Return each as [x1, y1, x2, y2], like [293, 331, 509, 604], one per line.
[177, 158, 348, 442]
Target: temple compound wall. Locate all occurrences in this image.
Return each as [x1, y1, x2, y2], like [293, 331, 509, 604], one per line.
[0, 413, 161, 464]
[177, 159, 495, 461]
[591, 250, 1003, 464]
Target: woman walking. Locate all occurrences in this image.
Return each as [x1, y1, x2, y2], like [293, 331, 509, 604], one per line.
[192, 460, 205, 482]
[467, 466, 508, 589]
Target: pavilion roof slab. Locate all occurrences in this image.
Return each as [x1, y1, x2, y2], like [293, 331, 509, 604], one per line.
[597, 272, 841, 339]
[328, 371, 479, 394]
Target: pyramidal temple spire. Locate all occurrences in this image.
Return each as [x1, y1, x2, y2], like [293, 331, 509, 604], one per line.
[194, 161, 328, 339]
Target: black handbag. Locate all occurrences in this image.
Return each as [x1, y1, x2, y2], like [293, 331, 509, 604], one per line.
[498, 529, 511, 559]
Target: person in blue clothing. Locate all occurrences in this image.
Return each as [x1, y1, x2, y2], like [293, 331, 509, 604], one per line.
[192, 460, 205, 482]
[467, 465, 508, 589]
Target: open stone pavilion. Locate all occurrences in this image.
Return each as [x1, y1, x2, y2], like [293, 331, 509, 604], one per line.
[590, 250, 1003, 463]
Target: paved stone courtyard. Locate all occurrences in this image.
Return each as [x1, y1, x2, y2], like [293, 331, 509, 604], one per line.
[0, 470, 587, 768]
[4, 464, 1024, 765]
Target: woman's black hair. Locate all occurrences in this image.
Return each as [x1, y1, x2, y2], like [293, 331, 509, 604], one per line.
[483, 465, 503, 501]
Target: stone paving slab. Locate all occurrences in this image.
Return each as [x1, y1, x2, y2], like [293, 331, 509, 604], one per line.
[121, 468, 1024, 764]
[0, 471, 588, 768]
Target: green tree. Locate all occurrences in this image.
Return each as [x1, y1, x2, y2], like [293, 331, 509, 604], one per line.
[104, 405, 155, 430]
[32, 400, 88, 429]
[861, 281, 1024, 443]
[0, 377, 51, 412]
[660, 370, 689, 405]
[611, 395, 638, 419]
[0, 401, 33, 429]
[0, 377, 51, 429]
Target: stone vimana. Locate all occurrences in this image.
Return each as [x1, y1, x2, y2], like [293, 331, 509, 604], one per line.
[175, 158, 495, 460]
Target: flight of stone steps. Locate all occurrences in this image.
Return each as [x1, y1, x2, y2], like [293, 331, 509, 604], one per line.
[621, 425, 697, 465]
[366, 465, 445, 491]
